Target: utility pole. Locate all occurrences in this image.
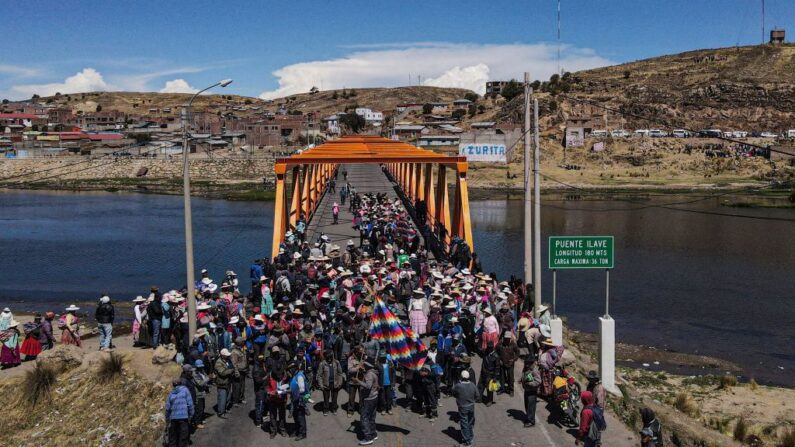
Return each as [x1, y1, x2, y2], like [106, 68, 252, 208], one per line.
[533, 97, 542, 319]
[523, 72, 536, 314]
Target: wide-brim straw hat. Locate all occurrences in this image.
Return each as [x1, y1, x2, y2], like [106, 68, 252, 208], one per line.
[65, 304, 80, 312]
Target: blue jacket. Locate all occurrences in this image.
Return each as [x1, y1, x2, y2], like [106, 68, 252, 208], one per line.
[165, 385, 194, 421]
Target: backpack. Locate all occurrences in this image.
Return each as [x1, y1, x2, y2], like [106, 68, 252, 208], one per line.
[587, 405, 607, 441]
[57, 314, 68, 330]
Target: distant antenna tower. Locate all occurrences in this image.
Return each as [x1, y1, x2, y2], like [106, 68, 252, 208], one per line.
[762, 0, 765, 44]
[557, 0, 562, 75]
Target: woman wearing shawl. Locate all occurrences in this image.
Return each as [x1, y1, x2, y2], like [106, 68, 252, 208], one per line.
[260, 277, 274, 317]
[0, 307, 13, 331]
[20, 314, 43, 360]
[408, 289, 429, 336]
[0, 319, 21, 368]
[60, 305, 82, 346]
[132, 296, 147, 346]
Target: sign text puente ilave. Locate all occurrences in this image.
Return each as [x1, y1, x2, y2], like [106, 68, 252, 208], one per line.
[270, 135, 473, 258]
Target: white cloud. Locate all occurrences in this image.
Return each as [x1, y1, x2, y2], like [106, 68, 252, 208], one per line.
[159, 79, 198, 94]
[0, 64, 42, 79]
[10, 68, 108, 98]
[423, 63, 491, 91]
[259, 42, 613, 99]
[114, 67, 204, 92]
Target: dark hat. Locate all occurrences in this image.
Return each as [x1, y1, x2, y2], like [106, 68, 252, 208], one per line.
[587, 370, 600, 381]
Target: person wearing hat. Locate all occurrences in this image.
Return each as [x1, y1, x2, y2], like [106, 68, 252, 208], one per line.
[287, 361, 309, 441]
[497, 332, 520, 396]
[317, 349, 344, 415]
[39, 311, 56, 351]
[0, 319, 21, 368]
[377, 352, 397, 415]
[0, 307, 13, 331]
[214, 348, 237, 418]
[251, 353, 269, 426]
[418, 362, 439, 421]
[131, 296, 147, 347]
[95, 294, 115, 351]
[640, 407, 663, 447]
[538, 340, 562, 398]
[352, 358, 379, 445]
[452, 368, 479, 447]
[477, 344, 499, 406]
[586, 370, 606, 411]
[408, 289, 429, 336]
[19, 314, 43, 361]
[165, 378, 194, 447]
[520, 356, 542, 427]
[230, 337, 249, 407]
[535, 304, 551, 327]
[191, 359, 210, 429]
[60, 304, 82, 347]
[146, 292, 164, 348]
[480, 306, 499, 351]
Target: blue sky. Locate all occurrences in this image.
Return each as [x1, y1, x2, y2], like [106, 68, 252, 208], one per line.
[1, 0, 793, 100]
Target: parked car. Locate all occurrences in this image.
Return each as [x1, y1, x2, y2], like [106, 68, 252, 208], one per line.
[649, 129, 668, 138]
[787, 129, 795, 139]
[732, 131, 748, 139]
[698, 129, 723, 138]
[590, 129, 609, 137]
[760, 132, 778, 139]
[610, 129, 630, 138]
[634, 129, 650, 137]
[672, 129, 690, 138]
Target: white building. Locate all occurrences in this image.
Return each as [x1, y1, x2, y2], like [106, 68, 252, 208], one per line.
[355, 108, 384, 125]
[322, 114, 341, 135]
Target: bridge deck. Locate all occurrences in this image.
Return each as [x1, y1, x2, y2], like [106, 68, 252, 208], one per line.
[304, 163, 428, 251]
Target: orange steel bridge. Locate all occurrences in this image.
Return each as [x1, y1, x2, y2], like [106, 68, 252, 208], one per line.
[270, 135, 473, 258]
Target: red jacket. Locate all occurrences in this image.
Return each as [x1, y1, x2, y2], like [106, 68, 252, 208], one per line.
[578, 391, 595, 440]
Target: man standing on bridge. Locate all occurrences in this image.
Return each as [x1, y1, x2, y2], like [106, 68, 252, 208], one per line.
[353, 359, 379, 445]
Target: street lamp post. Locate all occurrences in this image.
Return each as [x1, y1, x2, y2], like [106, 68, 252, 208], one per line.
[182, 79, 233, 341]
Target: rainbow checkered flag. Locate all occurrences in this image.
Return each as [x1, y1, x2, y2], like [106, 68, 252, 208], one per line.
[369, 297, 427, 370]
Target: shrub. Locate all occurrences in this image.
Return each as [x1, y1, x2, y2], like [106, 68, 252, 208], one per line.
[779, 427, 795, 447]
[22, 363, 58, 406]
[733, 417, 747, 441]
[719, 375, 738, 389]
[749, 378, 759, 391]
[97, 353, 125, 383]
[673, 392, 699, 418]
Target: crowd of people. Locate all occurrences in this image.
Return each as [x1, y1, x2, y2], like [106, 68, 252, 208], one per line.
[0, 166, 663, 447]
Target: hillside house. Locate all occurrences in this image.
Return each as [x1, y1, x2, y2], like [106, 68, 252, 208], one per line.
[485, 81, 508, 98]
[355, 108, 384, 126]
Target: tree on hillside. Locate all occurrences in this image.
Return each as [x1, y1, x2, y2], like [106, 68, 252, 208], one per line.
[55, 92, 61, 97]
[32, 94, 40, 100]
[2, 99, 9, 104]
[244, 98, 253, 104]
[451, 109, 466, 120]
[332, 91, 339, 100]
[464, 92, 479, 103]
[530, 80, 541, 90]
[500, 80, 522, 101]
[422, 103, 433, 114]
[477, 104, 485, 114]
[549, 73, 560, 84]
[96, 105, 102, 112]
[468, 104, 476, 118]
[340, 112, 365, 133]
[349, 89, 357, 97]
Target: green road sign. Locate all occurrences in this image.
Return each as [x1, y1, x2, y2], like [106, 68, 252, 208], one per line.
[549, 236, 614, 269]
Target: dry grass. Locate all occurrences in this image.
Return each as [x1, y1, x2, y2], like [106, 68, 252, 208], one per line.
[0, 359, 171, 446]
[719, 375, 738, 389]
[97, 352, 125, 383]
[673, 392, 700, 418]
[749, 378, 759, 391]
[733, 417, 748, 442]
[780, 427, 795, 447]
[21, 363, 57, 406]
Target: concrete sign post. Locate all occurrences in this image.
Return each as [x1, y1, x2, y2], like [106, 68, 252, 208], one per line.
[548, 235, 618, 394]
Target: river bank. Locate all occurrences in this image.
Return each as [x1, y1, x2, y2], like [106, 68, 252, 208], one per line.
[2, 176, 791, 203]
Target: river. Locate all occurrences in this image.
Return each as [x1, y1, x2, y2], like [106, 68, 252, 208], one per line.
[1, 189, 793, 385]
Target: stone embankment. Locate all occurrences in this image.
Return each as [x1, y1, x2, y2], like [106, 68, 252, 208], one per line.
[0, 157, 275, 184]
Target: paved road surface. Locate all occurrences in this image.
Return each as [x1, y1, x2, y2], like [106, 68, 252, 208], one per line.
[194, 353, 636, 447]
[194, 164, 636, 447]
[303, 163, 427, 250]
